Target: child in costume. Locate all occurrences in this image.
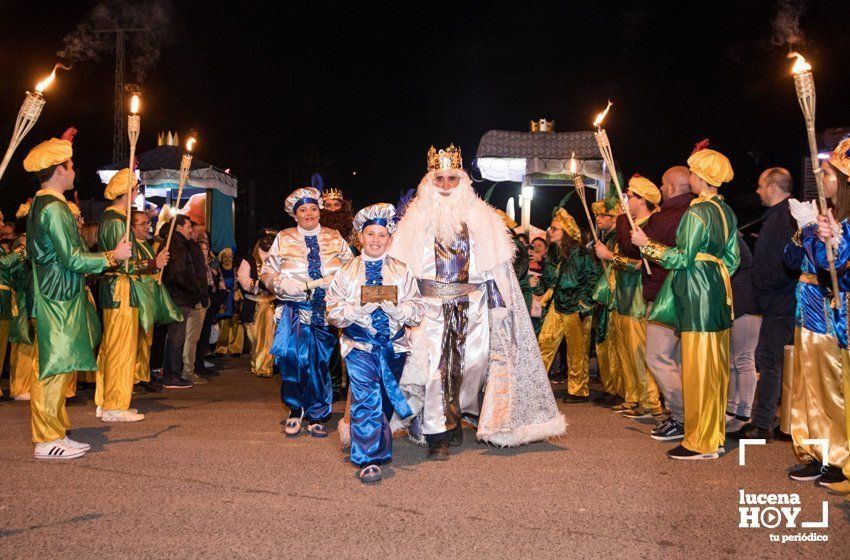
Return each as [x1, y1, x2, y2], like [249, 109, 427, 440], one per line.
[326, 203, 425, 483]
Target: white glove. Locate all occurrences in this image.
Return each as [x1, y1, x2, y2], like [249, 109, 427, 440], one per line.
[380, 300, 405, 320]
[788, 198, 818, 229]
[278, 278, 306, 296]
[343, 302, 379, 323]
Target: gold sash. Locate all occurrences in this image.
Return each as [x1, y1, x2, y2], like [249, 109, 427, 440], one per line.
[0, 284, 18, 317]
[695, 253, 733, 319]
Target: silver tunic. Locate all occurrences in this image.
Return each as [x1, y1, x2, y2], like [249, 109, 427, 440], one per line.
[259, 226, 353, 325]
[325, 255, 425, 356]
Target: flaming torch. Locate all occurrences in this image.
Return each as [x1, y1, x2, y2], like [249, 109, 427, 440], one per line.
[789, 52, 841, 308]
[158, 137, 196, 283]
[569, 153, 599, 244]
[592, 101, 650, 273]
[123, 94, 141, 270]
[0, 63, 69, 183]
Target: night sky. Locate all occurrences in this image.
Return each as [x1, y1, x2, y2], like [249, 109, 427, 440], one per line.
[2, 1, 849, 249]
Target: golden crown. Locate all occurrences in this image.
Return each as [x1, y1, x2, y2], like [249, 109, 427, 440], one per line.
[427, 144, 463, 172]
[530, 119, 555, 132]
[322, 187, 344, 201]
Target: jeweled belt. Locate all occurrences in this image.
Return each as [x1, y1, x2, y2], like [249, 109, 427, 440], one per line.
[245, 293, 276, 303]
[418, 279, 481, 300]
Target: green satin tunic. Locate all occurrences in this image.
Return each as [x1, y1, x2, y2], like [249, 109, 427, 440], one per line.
[538, 244, 600, 316]
[133, 238, 182, 331]
[642, 193, 740, 333]
[27, 190, 109, 378]
[592, 228, 618, 342]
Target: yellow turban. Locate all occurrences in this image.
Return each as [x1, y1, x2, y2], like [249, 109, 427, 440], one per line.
[553, 208, 581, 242]
[828, 137, 850, 177]
[627, 175, 661, 206]
[23, 138, 73, 172]
[104, 168, 136, 201]
[15, 201, 31, 219]
[687, 148, 733, 187]
[495, 209, 517, 229]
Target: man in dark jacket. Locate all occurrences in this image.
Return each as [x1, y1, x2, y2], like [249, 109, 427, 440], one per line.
[161, 215, 206, 388]
[616, 165, 694, 439]
[730, 168, 798, 440]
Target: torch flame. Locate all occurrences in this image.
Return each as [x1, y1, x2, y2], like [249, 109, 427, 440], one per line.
[130, 94, 140, 114]
[186, 137, 197, 152]
[593, 100, 613, 128]
[788, 52, 811, 74]
[34, 63, 70, 94]
[569, 152, 577, 174]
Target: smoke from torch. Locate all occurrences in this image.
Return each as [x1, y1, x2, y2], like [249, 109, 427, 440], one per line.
[771, 0, 807, 47]
[57, 0, 174, 81]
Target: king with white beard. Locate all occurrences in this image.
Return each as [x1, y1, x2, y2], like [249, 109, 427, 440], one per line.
[389, 144, 566, 459]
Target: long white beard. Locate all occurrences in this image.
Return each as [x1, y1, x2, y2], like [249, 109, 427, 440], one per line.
[416, 172, 478, 241]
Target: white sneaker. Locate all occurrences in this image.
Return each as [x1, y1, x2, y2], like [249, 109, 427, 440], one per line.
[34, 439, 85, 460]
[102, 410, 145, 422]
[14, 393, 30, 401]
[97, 406, 137, 418]
[62, 437, 91, 451]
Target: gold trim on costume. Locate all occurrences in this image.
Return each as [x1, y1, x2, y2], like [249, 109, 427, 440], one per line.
[640, 239, 667, 262]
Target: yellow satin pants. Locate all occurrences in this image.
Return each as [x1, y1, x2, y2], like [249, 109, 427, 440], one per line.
[216, 315, 245, 355]
[28, 331, 72, 443]
[10, 341, 37, 397]
[789, 327, 849, 468]
[95, 277, 139, 411]
[615, 314, 661, 409]
[538, 308, 592, 397]
[681, 330, 730, 454]
[596, 320, 623, 398]
[246, 300, 275, 377]
[65, 372, 77, 398]
[135, 327, 153, 384]
[0, 320, 7, 397]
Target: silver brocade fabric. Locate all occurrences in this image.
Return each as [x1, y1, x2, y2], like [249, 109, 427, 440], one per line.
[259, 227, 353, 325]
[417, 230, 495, 435]
[325, 255, 425, 356]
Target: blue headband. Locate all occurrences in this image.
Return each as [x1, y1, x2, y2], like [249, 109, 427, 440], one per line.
[362, 217, 389, 231]
[293, 197, 319, 213]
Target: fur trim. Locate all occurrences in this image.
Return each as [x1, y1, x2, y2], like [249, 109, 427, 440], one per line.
[337, 417, 351, 448]
[477, 413, 567, 447]
[389, 173, 515, 276]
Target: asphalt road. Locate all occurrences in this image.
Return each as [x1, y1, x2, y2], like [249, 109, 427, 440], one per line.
[1, 357, 847, 559]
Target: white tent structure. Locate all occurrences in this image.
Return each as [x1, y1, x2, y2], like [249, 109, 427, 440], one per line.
[475, 128, 608, 232]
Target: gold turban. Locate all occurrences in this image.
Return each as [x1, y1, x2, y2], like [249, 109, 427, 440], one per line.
[829, 137, 850, 177]
[23, 138, 73, 172]
[591, 197, 622, 217]
[687, 148, 734, 187]
[553, 208, 581, 242]
[627, 175, 661, 206]
[15, 201, 31, 219]
[104, 168, 137, 201]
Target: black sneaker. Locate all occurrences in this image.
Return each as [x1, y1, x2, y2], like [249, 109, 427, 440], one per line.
[196, 367, 218, 378]
[139, 381, 162, 393]
[815, 466, 846, 486]
[727, 422, 774, 442]
[774, 428, 793, 442]
[601, 393, 622, 406]
[667, 444, 719, 460]
[163, 376, 193, 389]
[563, 394, 590, 404]
[428, 439, 450, 460]
[651, 418, 685, 441]
[788, 462, 825, 481]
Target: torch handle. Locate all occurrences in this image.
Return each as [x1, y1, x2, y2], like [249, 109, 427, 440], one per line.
[0, 93, 45, 185]
[123, 145, 137, 272]
[804, 120, 842, 308]
[594, 131, 652, 274]
[157, 158, 192, 284]
[572, 177, 600, 244]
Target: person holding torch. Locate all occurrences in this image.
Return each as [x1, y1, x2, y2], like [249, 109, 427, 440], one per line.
[22, 132, 133, 459]
[94, 170, 170, 423]
[631, 142, 739, 460]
